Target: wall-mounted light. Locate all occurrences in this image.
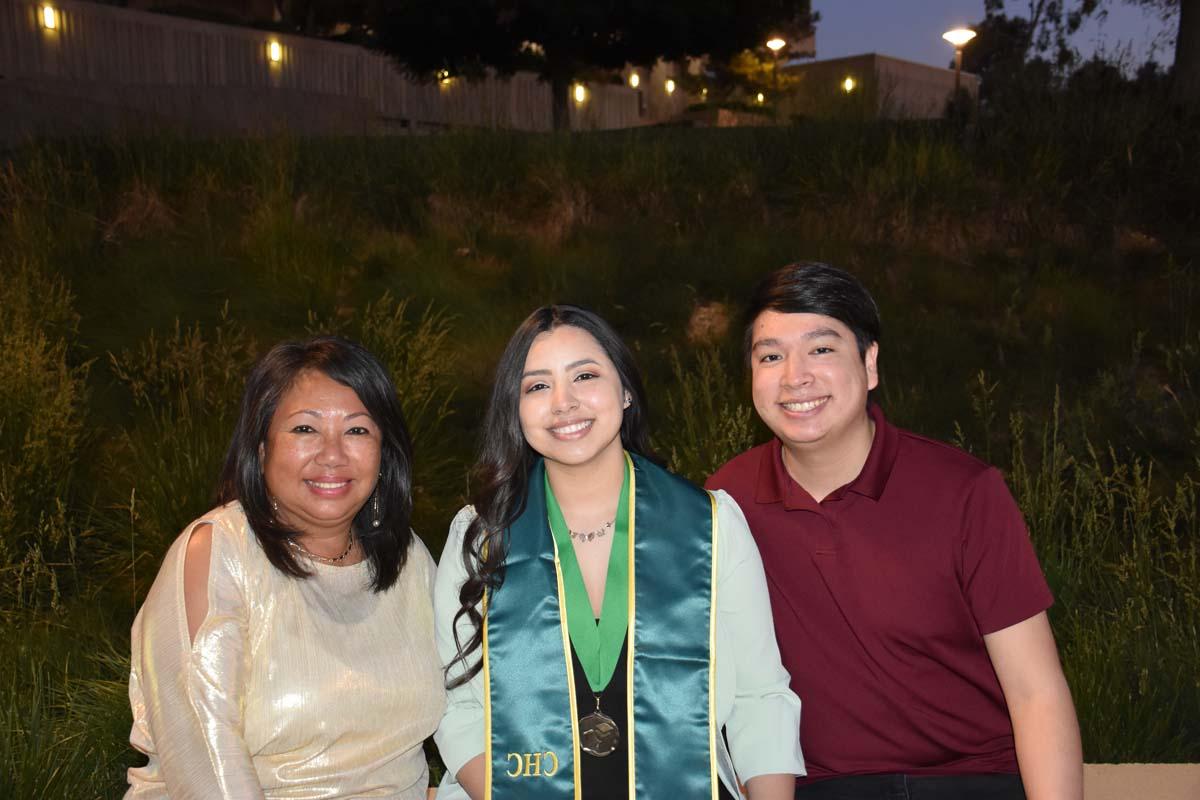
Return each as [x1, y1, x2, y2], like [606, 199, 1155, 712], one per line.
[267, 40, 282, 63]
[573, 83, 587, 104]
[41, 4, 58, 30]
[842, 76, 856, 93]
[701, 87, 708, 100]
[665, 79, 676, 95]
[437, 69, 452, 86]
[756, 92, 765, 104]
[629, 72, 640, 89]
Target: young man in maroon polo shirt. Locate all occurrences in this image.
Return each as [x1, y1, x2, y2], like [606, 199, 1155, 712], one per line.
[706, 263, 1082, 800]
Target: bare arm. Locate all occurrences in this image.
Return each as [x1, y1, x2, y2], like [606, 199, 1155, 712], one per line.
[183, 523, 213, 642]
[455, 754, 486, 800]
[745, 773, 798, 800]
[984, 612, 1082, 800]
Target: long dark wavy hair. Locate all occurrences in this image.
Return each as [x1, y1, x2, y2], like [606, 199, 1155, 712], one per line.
[446, 305, 655, 687]
[217, 336, 415, 593]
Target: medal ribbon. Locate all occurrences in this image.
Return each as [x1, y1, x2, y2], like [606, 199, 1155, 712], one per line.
[543, 461, 630, 694]
[483, 454, 717, 799]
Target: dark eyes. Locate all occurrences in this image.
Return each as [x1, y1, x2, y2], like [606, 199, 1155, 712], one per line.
[758, 353, 783, 364]
[288, 424, 372, 435]
[524, 372, 599, 393]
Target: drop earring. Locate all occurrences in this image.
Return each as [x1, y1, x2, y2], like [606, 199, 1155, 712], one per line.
[371, 470, 382, 528]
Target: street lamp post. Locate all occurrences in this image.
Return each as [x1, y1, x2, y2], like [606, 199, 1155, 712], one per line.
[942, 28, 977, 97]
[766, 37, 786, 101]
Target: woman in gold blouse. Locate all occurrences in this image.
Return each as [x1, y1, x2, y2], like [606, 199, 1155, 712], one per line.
[125, 336, 446, 799]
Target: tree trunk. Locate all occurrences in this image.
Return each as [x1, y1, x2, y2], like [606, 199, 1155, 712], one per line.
[1171, 0, 1200, 110]
[550, 72, 571, 132]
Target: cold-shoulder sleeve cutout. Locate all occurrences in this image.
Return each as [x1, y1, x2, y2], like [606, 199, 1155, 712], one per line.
[183, 522, 213, 643]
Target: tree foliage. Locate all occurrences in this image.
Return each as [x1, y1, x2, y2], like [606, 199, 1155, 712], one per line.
[984, 0, 1197, 108]
[371, 0, 813, 128]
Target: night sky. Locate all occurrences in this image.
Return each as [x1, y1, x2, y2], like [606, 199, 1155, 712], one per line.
[813, 1, 1178, 69]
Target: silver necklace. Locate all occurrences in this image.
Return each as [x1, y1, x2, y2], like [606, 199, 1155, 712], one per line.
[287, 533, 355, 565]
[569, 520, 613, 543]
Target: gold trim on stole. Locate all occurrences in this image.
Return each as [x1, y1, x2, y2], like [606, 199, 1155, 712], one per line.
[482, 586, 493, 800]
[549, 533, 584, 799]
[625, 453, 638, 800]
[707, 491, 719, 800]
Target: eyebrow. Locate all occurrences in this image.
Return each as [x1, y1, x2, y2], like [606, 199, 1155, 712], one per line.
[286, 410, 373, 420]
[521, 358, 601, 378]
[752, 329, 844, 351]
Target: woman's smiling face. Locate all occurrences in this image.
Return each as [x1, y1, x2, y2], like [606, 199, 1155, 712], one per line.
[261, 369, 381, 538]
[518, 325, 629, 470]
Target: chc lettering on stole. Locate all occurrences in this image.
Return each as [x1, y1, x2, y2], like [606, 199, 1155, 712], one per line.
[505, 751, 560, 778]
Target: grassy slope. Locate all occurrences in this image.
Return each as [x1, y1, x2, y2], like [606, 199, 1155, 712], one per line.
[1, 106, 1198, 794]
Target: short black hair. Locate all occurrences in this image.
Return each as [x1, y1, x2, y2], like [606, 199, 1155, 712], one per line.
[743, 262, 882, 360]
[217, 336, 415, 592]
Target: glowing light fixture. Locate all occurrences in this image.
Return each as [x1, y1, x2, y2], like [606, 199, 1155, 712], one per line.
[437, 69, 452, 86]
[665, 79, 676, 95]
[629, 72, 640, 89]
[701, 87, 708, 99]
[573, 83, 587, 104]
[755, 92, 765, 104]
[267, 40, 282, 63]
[41, 4, 58, 29]
[766, 37, 785, 52]
[842, 76, 856, 93]
[942, 28, 977, 98]
[942, 28, 977, 47]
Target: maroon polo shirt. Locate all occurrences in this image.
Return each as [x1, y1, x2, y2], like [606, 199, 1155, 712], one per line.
[706, 404, 1053, 783]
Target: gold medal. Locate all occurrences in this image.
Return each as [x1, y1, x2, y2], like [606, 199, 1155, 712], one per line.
[579, 695, 620, 757]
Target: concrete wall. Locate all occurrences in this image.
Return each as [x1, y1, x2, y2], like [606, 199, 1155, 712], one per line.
[0, 0, 643, 141]
[781, 53, 980, 120]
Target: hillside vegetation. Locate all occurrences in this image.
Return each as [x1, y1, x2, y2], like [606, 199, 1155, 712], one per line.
[2, 87, 1198, 793]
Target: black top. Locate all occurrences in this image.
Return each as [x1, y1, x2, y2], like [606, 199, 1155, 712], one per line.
[571, 633, 736, 800]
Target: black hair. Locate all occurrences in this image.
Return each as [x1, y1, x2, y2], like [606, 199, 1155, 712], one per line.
[743, 261, 882, 361]
[216, 335, 415, 593]
[446, 305, 655, 687]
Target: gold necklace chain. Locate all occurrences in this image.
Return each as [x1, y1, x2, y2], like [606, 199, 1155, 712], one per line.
[287, 533, 355, 565]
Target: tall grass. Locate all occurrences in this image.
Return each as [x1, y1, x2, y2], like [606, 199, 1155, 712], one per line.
[1, 88, 1198, 790]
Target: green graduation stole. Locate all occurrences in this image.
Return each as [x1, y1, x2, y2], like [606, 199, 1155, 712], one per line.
[482, 452, 719, 799]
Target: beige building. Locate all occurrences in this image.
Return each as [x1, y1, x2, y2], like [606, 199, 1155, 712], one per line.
[781, 53, 980, 120]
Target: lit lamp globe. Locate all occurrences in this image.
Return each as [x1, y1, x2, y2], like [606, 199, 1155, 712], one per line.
[942, 28, 977, 48]
[942, 27, 976, 96]
[766, 37, 786, 53]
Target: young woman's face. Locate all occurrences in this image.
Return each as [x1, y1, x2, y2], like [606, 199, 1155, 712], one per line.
[518, 325, 629, 470]
[261, 370, 382, 537]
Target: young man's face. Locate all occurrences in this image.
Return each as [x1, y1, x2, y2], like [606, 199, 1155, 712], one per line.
[749, 310, 879, 454]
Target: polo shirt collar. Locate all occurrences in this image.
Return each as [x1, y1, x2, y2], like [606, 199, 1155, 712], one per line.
[754, 402, 900, 508]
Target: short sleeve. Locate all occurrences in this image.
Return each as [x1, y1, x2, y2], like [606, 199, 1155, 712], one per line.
[432, 506, 487, 782]
[961, 468, 1055, 635]
[713, 491, 805, 781]
[125, 518, 265, 799]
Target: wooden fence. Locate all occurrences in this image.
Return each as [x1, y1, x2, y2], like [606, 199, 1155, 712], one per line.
[0, 0, 645, 141]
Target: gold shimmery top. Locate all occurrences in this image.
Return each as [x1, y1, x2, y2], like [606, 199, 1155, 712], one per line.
[125, 502, 445, 799]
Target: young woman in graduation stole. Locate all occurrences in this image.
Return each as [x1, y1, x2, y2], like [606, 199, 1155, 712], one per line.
[433, 306, 804, 800]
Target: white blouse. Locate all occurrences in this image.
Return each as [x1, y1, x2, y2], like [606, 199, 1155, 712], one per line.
[125, 501, 446, 799]
[432, 490, 804, 799]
